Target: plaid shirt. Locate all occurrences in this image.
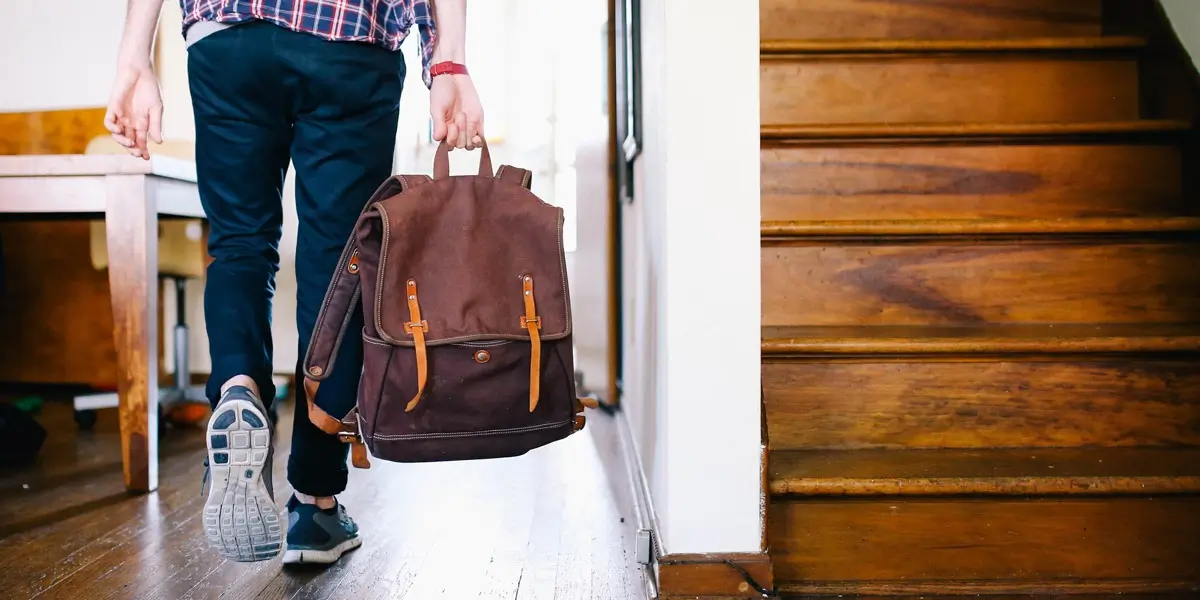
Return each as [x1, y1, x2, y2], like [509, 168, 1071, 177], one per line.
[180, 0, 437, 86]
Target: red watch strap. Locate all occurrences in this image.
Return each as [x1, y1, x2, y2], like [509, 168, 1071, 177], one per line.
[430, 61, 468, 77]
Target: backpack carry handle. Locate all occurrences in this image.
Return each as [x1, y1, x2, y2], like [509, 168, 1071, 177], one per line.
[433, 139, 493, 179]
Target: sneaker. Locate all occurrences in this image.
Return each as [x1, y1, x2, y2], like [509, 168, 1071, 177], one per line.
[203, 385, 281, 561]
[282, 494, 363, 565]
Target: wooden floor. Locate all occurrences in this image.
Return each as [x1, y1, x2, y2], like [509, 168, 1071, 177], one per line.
[0, 396, 645, 599]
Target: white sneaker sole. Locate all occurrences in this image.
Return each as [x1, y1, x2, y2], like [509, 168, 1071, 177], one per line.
[282, 536, 363, 565]
[203, 398, 281, 562]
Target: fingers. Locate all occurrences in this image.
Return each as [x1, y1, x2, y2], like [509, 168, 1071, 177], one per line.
[134, 114, 150, 160]
[105, 106, 136, 149]
[103, 106, 122, 135]
[432, 118, 447, 142]
[466, 115, 483, 150]
[134, 128, 148, 160]
[454, 111, 468, 149]
[149, 104, 164, 145]
[445, 120, 459, 148]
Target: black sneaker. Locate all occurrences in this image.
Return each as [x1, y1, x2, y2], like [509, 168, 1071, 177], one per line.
[282, 494, 362, 565]
[203, 385, 281, 561]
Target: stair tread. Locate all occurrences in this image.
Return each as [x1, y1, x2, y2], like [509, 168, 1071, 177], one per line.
[762, 216, 1200, 238]
[762, 35, 1147, 55]
[762, 323, 1200, 355]
[769, 447, 1200, 496]
[762, 119, 1192, 142]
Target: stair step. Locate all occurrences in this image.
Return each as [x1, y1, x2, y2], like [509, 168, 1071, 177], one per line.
[762, 325, 1200, 451]
[769, 448, 1200, 497]
[763, 238, 1200, 326]
[762, 119, 1192, 145]
[762, 36, 1147, 55]
[762, 217, 1200, 240]
[770, 494, 1200, 587]
[761, 143, 1186, 221]
[762, 53, 1139, 126]
[762, 324, 1200, 356]
[762, 0, 1103, 43]
[769, 495, 1200, 589]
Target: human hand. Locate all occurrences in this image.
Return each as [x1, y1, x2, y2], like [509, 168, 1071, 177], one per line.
[430, 74, 484, 150]
[103, 65, 164, 160]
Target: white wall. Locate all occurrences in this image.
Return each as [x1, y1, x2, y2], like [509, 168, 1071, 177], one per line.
[0, 2, 126, 111]
[1163, 0, 1200, 69]
[623, 0, 763, 554]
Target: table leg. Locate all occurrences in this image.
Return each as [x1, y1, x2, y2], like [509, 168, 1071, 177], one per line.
[105, 174, 159, 492]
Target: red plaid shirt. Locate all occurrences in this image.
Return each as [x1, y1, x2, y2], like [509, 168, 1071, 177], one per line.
[180, 0, 437, 86]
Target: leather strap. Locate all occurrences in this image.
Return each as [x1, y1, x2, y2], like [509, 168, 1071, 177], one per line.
[434, 139, 493, 179]
[519, 274, 542, 412]
[573, 394, 600, 432]
[403, 279, 430, 412]
[296, 366, 370, 468]
[495, 165, 533, 190]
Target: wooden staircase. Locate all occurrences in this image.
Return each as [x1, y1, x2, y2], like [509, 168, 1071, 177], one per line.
[759, 1, 1200, 597]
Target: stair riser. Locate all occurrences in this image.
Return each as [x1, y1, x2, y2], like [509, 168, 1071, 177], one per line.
[769, 497, 1200, 585]
[762, 144, 1185, 221]
[763, 242, 1200, 326]
[762, 56, 1139, 126]
[761, 0, 1103, 42]
[764, 359, 1200, 450]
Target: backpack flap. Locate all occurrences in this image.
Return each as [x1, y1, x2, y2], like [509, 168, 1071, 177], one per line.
[366, 175, 571, 348]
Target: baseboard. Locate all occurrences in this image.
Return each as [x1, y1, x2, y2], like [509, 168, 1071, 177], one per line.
[607, 407, 777, 599]
[656, 552, 775, 599]
[611, 405, 664, 597]
[777, 578, 1200, 597]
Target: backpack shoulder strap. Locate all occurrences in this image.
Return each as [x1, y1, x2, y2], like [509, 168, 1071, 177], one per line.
[495, 165, 533, 189]
[300, 174, 430, 465]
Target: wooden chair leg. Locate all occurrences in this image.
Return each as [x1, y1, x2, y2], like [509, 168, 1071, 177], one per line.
[105, 174, 159, 492]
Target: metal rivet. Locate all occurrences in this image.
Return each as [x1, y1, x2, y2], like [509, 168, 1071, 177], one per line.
[347, 263, 359, 273]
[309, 366, 323, 376]
[474, 350, 491, 363]
[525, 290, 531, 295]
[408, 295, 416, 300]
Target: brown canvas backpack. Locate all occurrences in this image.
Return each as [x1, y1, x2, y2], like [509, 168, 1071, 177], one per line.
[299, 142, 595, 468]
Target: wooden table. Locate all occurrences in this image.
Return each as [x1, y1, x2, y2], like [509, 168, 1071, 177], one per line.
[0, 154, 204, 492]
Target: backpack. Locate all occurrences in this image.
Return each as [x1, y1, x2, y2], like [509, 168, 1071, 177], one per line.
[299, 142, 595, 468]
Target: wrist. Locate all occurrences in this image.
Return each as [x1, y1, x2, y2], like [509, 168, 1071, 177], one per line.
[431, 39, 465, 64]
[117, 48, 153, 72]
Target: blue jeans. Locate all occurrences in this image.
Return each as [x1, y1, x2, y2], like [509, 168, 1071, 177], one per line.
[188, 20, 405, 496]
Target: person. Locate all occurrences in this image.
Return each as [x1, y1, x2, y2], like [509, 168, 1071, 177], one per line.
[104, 0, 484, 565]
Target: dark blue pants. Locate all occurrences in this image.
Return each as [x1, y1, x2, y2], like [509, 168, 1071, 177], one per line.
[188, 21, 405, 496]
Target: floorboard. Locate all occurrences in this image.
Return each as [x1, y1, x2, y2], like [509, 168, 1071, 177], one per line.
[0, 397, 645, 599]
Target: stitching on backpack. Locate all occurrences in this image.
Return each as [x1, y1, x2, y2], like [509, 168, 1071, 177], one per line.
[374, 207, 402, 344]
[362, 333, 390, 347]
[369, 419, 571, 440]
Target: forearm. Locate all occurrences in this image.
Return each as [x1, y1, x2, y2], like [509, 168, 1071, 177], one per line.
[431, 0, 466, 63]
[117, 0, 166, 69]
